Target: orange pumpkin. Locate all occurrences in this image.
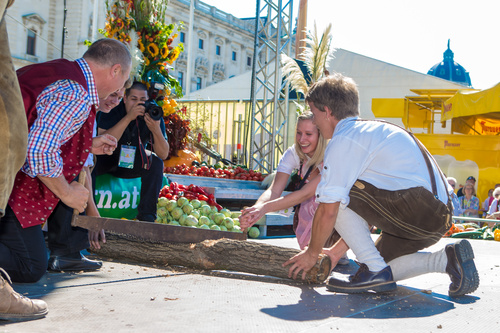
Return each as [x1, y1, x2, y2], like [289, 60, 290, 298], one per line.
[164, 149, 199, 168]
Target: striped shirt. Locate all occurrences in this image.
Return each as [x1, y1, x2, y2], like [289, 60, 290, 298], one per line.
[21, 58, 99, 178]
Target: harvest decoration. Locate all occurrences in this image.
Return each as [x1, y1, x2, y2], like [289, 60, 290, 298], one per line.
[100, 0, 184, 96]
[101, 1, 213, 162]
[164, 106, 191, 158]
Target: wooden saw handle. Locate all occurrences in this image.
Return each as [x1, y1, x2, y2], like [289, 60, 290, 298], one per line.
[73, 170, 87, 216]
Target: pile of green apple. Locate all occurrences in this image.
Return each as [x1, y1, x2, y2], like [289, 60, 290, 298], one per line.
[155, 196, 243, 233]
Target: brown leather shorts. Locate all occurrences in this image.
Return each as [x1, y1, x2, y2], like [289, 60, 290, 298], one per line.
[346, 180, 452, 262]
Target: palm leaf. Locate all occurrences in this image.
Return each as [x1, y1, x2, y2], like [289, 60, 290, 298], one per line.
[281, 53, 309, 96]
[301, 22, 334, 83]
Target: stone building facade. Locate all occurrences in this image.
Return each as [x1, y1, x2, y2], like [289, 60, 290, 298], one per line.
[5, 0, 256, 94]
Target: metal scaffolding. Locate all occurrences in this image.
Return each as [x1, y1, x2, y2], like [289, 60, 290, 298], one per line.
[249, 0, 294, 172]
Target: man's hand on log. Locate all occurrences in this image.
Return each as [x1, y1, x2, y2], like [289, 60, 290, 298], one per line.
[283, 249, 318, 280]
[88, 229, 106, 250]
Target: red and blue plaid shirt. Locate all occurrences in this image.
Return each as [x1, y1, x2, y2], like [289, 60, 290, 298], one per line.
[21, 58, 99, 178]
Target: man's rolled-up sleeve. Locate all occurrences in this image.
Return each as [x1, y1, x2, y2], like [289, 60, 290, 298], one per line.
[23, 81, 89, 178]
[315, 135, 371, 209]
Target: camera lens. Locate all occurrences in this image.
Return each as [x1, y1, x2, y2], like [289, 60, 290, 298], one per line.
[148, 106, 163, 120]
[144, 100, 163, 120]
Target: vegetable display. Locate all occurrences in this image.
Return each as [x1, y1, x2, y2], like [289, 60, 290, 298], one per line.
[445, 222, 500, 241]
[156, 182, 261, 238]
[156, 183, 239, 232]
[159, 182, 222, 210]
[164, 164, 264, 182]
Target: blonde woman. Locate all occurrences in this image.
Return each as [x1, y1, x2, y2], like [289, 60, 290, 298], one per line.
[460, 183, 480, 218]
[240, 112, 345, 263]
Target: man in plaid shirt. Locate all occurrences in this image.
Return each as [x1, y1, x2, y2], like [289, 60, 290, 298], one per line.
[0, 38, 131, 284]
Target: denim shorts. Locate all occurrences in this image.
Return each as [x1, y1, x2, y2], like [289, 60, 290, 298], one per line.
[346, 180, 452, 262]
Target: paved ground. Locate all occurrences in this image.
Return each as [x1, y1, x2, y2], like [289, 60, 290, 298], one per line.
[1, 236, 499, 333]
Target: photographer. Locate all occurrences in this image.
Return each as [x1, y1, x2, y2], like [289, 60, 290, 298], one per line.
[94, 81, 169, 222]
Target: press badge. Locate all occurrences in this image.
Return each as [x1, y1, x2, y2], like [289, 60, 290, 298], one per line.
[118, 145, 136, 169]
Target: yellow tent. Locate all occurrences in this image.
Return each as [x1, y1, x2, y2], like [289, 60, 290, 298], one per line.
[372, 86, 500, 202]
[443, 83, 500, 135]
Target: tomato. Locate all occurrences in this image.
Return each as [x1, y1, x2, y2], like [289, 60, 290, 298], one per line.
[164, 193, 173, 199]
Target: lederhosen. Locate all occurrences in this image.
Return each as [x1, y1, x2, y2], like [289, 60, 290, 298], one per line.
[342, 120, 452, 263]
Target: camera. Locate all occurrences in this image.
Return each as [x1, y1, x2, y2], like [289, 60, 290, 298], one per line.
[141, 82, 165, 121]
[143, 100, 163, 121]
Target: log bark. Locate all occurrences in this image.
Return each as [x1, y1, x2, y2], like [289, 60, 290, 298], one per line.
[93, 233, 331, 284]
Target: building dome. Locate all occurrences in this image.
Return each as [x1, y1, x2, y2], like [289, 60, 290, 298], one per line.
[427, 40, 472, 87]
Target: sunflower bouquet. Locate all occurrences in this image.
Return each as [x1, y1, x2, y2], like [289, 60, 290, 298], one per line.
[100, 0, 184, 96]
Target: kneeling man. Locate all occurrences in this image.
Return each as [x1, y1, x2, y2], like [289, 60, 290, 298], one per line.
[285, 74, 479, 297]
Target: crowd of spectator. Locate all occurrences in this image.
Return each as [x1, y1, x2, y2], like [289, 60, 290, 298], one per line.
[447, 176, 500, 222]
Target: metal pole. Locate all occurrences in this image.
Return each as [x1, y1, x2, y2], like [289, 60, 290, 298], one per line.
[91, 0, 99, 42]
[237, 114, 243, 164]
[249, 0, 260, 170]
[61, 0, 67, 58]
[295, 0, 307, 60]
[185, 0, 195, 96]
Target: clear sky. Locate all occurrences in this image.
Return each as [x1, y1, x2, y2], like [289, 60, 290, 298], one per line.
[202, 0, 500, 90]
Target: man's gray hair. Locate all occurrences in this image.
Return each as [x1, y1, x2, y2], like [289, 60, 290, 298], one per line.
[83, 38, 131, 69]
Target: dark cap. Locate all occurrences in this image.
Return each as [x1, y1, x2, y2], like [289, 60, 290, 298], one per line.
[466, 176, 476, 181]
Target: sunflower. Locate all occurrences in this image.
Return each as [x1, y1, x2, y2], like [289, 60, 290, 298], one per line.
[138, 39, 145, 52]
[160, 46, 169, 59]
[144, 57, 150, 66]
[167, 47, 180, 64]
[147, 43, 159, 58]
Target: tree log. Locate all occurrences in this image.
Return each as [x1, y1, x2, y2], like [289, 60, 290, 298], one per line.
[93, 233, 331, 284]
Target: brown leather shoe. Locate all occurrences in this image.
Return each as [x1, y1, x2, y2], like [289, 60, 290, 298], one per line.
[445, 239, 479, 297]
[0, 268, 48, 321]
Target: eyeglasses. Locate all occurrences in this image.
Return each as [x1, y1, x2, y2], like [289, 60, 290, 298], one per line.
[449, 183, 456, 188]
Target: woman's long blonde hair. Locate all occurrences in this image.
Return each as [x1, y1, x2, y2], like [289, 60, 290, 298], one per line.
[294, 111, 328, 170]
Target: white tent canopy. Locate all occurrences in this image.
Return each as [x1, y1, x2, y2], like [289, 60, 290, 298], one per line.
[181, 48, 467, 122]
[182, 71, 255, 101]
